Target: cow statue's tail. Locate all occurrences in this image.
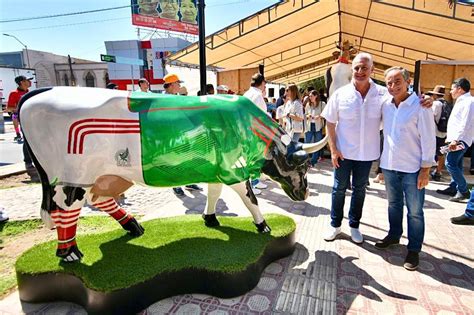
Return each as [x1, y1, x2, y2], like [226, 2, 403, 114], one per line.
[17, 88, 56, 228]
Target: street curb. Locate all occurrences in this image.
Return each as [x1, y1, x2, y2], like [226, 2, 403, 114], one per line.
[0, 163, 26, 179]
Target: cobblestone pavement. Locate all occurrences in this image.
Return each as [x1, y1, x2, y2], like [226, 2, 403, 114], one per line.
[0, 160, 473, 314]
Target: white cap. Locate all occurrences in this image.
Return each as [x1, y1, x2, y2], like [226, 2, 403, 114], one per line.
[217, 85, 229, 92]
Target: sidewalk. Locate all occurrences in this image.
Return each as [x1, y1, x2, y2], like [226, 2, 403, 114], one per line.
[0, 162, 26, 178]
[0, 159, 472, 314]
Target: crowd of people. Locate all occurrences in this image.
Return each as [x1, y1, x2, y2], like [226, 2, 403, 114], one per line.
[2, 55, 473, 272]
[240, 53, 473, 271]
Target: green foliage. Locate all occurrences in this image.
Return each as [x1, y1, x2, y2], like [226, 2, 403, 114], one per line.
[0, 219, 43, 237]
[0, 274, 16, 296]
[0, 215, 125, 238]
[16, 214, 295, 292]
[298, 77, 326, 92]
[0, 215, 140, 297]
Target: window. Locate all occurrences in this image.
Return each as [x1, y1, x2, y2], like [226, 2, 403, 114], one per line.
[63, 74, 69, 86]
[85, 72, 95, 87]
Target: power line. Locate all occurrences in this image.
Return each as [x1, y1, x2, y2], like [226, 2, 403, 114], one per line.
[2, 17, 131, 32]
[0, 5, 133, 23]
[208, 0, 251, 7]
[1, 1, 253, 24]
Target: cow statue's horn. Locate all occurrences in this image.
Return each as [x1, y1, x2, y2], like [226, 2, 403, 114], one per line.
[302, 135, 329, 154]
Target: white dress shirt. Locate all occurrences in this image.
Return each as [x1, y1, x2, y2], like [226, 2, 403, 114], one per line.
[380, 93, 436, 173]
[243, 86, 267, 113]
[446, 92, 474, 146]
[321, 80, 388, 161]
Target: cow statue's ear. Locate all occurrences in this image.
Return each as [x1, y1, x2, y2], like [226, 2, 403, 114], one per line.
[291, 150, 309, 166]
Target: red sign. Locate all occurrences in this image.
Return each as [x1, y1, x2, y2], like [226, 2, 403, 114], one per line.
[131, 0, 199, 35]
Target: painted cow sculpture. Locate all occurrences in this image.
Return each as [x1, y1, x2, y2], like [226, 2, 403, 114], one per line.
[325, 40, 356, 98]
[19, 87, 327, 262]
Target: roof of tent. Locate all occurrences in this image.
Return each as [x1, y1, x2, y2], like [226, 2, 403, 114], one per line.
[168, 0, 473, 84]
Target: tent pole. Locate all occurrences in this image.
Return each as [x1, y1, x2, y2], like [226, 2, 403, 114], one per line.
[198, 0, 207, 95]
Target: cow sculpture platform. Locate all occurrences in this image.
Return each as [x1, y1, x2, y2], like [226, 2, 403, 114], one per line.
[19, 87, 327, 262]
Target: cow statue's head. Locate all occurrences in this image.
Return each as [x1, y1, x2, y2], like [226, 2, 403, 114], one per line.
[262, 133, 328, 201]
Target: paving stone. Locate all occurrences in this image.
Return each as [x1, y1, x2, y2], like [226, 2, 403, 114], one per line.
[1, 160, 472, 314]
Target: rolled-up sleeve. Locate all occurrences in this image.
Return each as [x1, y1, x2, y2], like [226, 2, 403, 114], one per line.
[321, 93, 338, 123]
[418, 108, 436, 168]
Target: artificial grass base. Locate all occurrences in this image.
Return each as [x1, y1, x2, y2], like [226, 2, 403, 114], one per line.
[16, 214, 296, 314]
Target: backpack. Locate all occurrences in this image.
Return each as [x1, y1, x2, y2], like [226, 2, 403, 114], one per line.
[436, 99, 452, 133]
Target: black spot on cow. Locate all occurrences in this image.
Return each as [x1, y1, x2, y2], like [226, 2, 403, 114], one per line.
[245, 180, 258, 206]
[62, 186, 86, 207]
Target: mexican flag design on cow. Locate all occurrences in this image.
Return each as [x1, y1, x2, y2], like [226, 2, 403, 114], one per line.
[128, 92, 282, 187]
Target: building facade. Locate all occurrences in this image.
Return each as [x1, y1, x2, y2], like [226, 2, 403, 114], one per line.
[0, 50, 108, 88]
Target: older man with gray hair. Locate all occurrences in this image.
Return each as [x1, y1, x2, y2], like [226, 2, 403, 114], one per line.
[321, 53, 432, 245]
[374, 66, 436, 271]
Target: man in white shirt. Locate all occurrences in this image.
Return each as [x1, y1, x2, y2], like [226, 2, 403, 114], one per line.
[321, 52, 433, 244]
[437, 78, 473, 203]
[243, 73, 267, 113]
[138, 78, 151, 93]
[374, 67, 436, 271]
[321, 53, 388, 244]
[243, 73, 268, 194]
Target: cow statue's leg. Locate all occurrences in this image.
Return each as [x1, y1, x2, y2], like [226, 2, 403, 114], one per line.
[90, 197, 145, 236]
[202, 183, 223, 227]
[230, 181, 271, 233]
[50, 185, 88, 262]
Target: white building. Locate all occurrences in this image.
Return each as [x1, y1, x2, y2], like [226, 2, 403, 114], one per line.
[0, 49, 108, 88]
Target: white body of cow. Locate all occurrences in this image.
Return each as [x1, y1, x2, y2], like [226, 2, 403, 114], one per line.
[328, 62, 352, 98]
[20, 87, 144, 187]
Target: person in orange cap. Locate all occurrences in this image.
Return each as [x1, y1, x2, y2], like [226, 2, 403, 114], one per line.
[162, 73, 203, 196]
[163, 73, 183, 95]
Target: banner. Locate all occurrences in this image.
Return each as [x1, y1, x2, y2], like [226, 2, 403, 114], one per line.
[131, 0, 199, 35]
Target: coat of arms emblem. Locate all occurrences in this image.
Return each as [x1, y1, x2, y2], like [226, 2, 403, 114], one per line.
[115, 148, 131, 167]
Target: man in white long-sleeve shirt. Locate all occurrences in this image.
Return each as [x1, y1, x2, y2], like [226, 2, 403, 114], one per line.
[243, 73, 268, 194]
[243, 73, 267, 113]
[374, 67, 436, 271]
[437, 78, 473, 203]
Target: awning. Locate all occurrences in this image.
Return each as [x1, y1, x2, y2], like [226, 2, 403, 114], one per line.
[169, 0, 473, 84]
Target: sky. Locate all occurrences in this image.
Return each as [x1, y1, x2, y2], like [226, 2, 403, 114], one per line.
[0, 0, 280, 62]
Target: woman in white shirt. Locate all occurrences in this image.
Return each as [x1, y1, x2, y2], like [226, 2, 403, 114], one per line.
[304, 90, 326, 166]
[285, 84, 304, 142]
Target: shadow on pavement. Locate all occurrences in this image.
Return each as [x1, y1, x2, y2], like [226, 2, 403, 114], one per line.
[359, 236, 474, 292]
[293, 249, 416, 313]
[258, 183, 331, 217]
[179, 189, 238, 217]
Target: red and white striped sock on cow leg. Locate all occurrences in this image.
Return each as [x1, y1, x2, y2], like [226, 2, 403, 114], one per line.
[92, 197, 145, 236]
[50, 208, 83, 260]
[92, 197, 132, 225]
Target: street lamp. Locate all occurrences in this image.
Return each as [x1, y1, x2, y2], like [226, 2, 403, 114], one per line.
[3, 33, 31, 68]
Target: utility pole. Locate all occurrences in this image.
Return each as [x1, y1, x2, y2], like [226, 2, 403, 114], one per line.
[68, 55, 76, 86]
[3, 33, 30, 68]
[197, 0, 207, 95]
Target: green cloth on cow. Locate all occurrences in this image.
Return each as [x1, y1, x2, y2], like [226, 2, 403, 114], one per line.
[129, 93, 280, 187]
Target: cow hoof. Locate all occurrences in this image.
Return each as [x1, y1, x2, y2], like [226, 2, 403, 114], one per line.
[202, 214, 220, 227]
[56, 245, 83, 263]
[255, 220, 272, 233]
[123, 218, 145, 237]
